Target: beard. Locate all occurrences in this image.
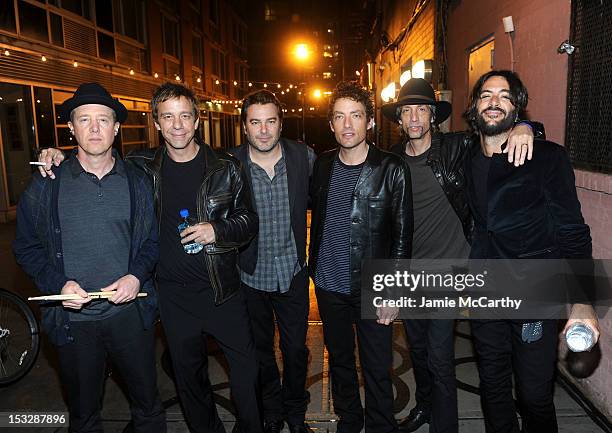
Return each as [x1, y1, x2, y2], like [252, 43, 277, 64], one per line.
[476, 106, 516, 136]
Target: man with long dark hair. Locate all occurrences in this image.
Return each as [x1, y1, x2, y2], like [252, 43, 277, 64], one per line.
[463, 70, 600, 433]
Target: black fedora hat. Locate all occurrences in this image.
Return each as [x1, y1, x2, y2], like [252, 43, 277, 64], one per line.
[381, 78, 451, 125]
[59, 83, 128, 123]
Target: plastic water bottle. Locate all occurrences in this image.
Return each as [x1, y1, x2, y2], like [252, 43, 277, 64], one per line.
[565, 323, 595, 352]
[178, 209, 203, 254]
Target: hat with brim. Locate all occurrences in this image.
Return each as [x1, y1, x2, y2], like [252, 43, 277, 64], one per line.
[59, 82, 128, 123]
[381, 78, 451, 125]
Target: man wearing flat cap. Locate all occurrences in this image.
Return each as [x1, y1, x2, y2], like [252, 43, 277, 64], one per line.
[382, 78, 537, 433]
[13, 82, 166, 432]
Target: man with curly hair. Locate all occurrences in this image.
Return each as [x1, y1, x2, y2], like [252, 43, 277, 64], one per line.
[308, 81, 413, 432]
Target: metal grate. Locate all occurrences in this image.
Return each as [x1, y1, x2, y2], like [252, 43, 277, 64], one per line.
[566, 1, 612, 174]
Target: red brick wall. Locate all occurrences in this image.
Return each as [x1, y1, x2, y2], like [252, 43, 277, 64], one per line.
[375, 1, 435, 148]
[446, 0, 612, 419]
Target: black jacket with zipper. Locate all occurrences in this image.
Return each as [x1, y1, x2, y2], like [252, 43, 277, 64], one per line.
[308, 144, 413, 294]
[127, 139, 258, 304]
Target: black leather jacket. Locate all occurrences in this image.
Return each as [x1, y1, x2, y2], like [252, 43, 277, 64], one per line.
[127, 140, 258, 304]
[391, 132, 474, 242]
[308, 144, 413, 293]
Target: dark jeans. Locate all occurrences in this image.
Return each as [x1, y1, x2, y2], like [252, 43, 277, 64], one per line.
[403, 319, 457, 433]
[470, 320, 558, 433]
[242, 269, 310, 425]
[57, 304, 166, 433]
[316, 288, 398, 433]
[157, 282, 263, 433]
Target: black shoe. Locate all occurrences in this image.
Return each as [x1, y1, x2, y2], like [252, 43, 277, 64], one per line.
[287, 422, 315, 433]
[398, 408, 430, 432]
[264, 420, 284, 433]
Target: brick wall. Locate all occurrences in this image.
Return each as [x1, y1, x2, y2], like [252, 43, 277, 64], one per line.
[375, 1, 435, 148]
[446, 0, 612, 419]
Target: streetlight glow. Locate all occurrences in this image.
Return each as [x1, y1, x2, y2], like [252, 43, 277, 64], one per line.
[313, 89, 322, 99]
[295, 43, 309, 61]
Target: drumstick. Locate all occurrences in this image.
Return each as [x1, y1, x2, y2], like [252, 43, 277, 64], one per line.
[28, 292, 148, 301]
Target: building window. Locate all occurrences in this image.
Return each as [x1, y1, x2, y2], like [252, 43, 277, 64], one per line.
[49, 0, 92, 20]
[264, 2, 276, 21]
[34, 87, 56, 150]
[97, 31, 115, 61]
[192, 34, 203, 70]
[0, 1, 16, 32]
[162, 15, 180, 58]
[50, 13, 64, 46]
[18, 1, 48, 42]
[115, 0, 146, 43]
[209, 0, 219, 25]
[95, 0, 113, 31]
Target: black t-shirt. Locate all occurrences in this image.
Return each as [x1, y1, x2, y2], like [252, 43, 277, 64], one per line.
[471, 150, 491, 227]
[157, 147, 210, 288]
[405, 150, 470, 259]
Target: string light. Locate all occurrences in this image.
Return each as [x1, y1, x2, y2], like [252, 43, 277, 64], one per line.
[41, 55, 47, 62]
[263, 83, 267, 88]
[73, 61, 78, 67]
[248, 82, 253, 87]
[175, 75, 181, 81]
[129, 69, 135, 75]
[154, 72, 159, 78]
[197, 77, 201, 83]
[3, 50, 9, 56]
[215, 79, 220, 85]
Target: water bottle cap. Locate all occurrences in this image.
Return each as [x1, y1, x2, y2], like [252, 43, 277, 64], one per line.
[179, 209, 189, 218]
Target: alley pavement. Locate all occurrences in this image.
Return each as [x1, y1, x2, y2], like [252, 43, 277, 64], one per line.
[0, 221, 605, 433]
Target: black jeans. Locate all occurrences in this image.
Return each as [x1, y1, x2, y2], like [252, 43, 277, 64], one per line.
[316, 288, 398, 433]
[403, 319, 457, 433]
[57, 304, 166, 433]
[470, 319, 558, 433]
[157, 282, 263, 433]
[242, 269, 310, 425]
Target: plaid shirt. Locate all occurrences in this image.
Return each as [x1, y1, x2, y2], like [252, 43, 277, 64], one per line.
[241, 153, 300, 292]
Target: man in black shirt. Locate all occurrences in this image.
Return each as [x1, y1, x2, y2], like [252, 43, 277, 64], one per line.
[382, 78, 536, 433]
[463, 70, 600, 433]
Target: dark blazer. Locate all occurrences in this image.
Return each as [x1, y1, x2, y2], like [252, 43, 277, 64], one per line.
[229, 138, 315, 277]
[13, 152, 159, 346]
[465, 139, 591, 260]
[309, 144, 413, 294]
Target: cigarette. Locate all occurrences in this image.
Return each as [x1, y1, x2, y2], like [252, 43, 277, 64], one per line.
[29, 162, 47, 166]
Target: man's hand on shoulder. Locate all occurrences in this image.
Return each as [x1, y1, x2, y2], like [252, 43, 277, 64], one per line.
[505, 123, 534, 167]
[37, 148, 66, 179]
